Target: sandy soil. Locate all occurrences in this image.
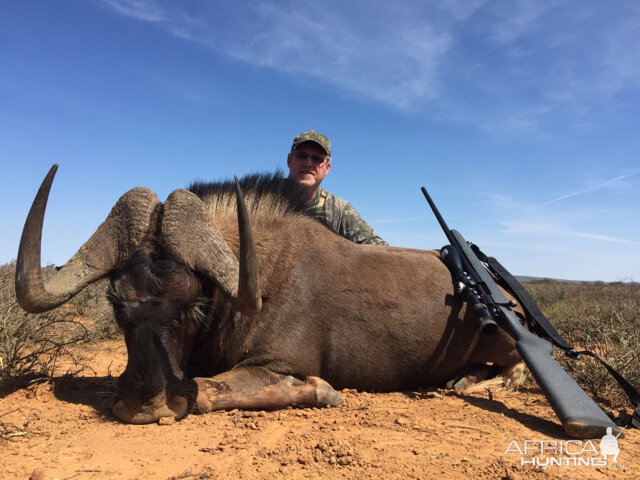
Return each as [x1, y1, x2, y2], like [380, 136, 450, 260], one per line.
[1, 340, 638, 480]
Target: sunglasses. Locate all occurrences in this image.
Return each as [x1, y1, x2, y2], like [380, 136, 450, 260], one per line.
[292, 151, 328, 165]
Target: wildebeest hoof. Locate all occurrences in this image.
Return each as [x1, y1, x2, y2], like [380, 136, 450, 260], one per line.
[192, 378, 229, 413]
[305, 376, 344, 407]
[113, 394, 188, 424]
[446, 376, 471, 391]
[445, 364, 496, 391]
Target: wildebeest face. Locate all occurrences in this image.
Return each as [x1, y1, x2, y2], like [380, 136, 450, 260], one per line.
[108, 247, 205, 424]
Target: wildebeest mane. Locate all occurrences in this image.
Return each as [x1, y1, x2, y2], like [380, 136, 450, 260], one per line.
[188, 170, 309, 218]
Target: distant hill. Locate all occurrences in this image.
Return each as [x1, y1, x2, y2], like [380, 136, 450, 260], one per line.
[514, 275, 577, 283]
[514, 276, 632, 284]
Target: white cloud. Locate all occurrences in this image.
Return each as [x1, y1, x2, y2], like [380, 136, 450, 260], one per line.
[500, 219, 634, 245]
[100, 1, 456, 109]
[545, 173, 636, 205]
[102, 0, 166, 22]
[100, 0, 640, 127]
[481, 172, 638, 251]
[482, 0, 550, 45]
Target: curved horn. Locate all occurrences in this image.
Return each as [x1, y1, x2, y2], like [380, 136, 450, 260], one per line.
[162, 187, 261, 315]
[16, 164, 160, 313]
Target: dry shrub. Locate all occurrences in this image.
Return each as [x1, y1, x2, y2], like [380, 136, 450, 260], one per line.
[67, 274, 119, 341]
[525, 279, 640, 409]
[0, 262, 116, 387]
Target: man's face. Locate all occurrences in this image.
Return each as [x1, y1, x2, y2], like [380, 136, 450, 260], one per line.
[287, 141, 331, 189]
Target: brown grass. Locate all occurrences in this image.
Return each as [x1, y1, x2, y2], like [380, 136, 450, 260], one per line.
[525, 279, 640, 409]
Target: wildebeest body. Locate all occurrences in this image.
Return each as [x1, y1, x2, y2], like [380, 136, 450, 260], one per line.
[16, 168, 521, 423]
[154, 194, 517, 390]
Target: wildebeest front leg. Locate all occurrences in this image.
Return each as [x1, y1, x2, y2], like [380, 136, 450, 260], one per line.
[191, 367, 343, 414]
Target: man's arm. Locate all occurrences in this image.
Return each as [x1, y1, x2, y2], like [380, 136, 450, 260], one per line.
[338, 203, 388, 245]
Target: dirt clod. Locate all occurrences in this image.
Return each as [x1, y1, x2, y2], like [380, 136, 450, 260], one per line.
[158, 416, 176, 426]
[29, 468, 45, 480]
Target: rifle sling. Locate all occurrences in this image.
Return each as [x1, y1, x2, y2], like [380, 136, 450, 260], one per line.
[573, 350, 640, 428]
[469, 243, 640, 428]
[470, 245, 573, 350]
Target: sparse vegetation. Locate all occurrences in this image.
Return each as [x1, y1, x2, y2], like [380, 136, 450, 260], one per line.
[0, 262, 116, 387]
[525, 279, 640, 409]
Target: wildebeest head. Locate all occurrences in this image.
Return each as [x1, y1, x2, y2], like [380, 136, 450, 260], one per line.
[15, 165, 261, 423]
[107, 241, 203, 423]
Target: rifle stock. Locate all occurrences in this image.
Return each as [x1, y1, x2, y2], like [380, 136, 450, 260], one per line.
[423, 189, 619, 438]
[501, 305, 618, 438]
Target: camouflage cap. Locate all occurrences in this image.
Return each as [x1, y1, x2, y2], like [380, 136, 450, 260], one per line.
[291, 130, 331, 157]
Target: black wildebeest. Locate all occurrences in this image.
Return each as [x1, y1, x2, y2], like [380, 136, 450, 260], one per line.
[16, 165, 522, 424]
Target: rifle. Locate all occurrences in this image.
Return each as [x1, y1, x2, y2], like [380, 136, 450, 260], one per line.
[421, 186, 619, 439]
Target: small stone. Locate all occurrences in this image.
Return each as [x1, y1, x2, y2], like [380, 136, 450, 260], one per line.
[29, 468, 45, 480]
[505, 470, 520, 480]
[158, 416, 175, 426]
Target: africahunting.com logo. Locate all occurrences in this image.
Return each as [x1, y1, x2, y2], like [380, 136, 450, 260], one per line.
[504, 427, 628, 468]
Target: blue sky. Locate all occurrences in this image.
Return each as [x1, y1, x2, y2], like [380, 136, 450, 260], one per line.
[1, 0, 639, 281]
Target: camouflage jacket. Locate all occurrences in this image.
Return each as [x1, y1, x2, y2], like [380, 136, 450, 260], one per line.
[306, 188, 388, 245]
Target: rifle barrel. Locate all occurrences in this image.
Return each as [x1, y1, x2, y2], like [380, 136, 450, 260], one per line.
[421, 187, 455, 246]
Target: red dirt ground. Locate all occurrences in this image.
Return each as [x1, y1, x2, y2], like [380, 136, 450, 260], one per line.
[1, 340, 638, 480]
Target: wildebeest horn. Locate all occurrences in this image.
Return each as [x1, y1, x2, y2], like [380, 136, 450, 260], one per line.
[162, 185, 261, 316]
[234, 176, 262, 315]
[15, 164, 160, 313]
